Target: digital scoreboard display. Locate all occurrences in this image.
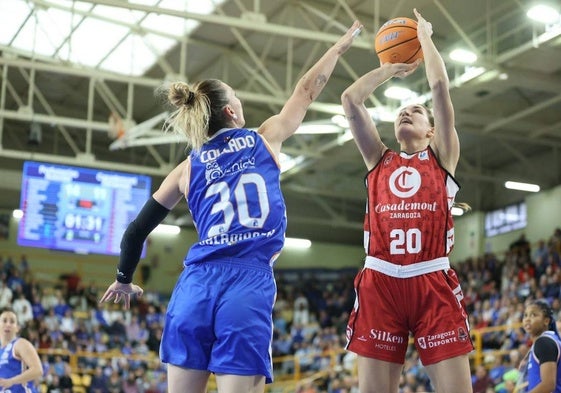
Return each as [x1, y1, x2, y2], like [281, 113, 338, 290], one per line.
[18, 161, 152, 256]
[484, 201, 527, 238]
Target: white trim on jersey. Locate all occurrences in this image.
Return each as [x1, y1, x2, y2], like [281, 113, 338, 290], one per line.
[364, 256, 450, 278]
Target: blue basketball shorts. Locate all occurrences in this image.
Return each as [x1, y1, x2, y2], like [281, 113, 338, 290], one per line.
[160, 259, 276, 383]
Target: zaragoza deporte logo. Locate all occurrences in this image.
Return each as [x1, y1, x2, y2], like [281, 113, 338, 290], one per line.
[388, 167, 421, 198]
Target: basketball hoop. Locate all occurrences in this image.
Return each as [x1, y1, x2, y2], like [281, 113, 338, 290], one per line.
[108, 111, 125, 140]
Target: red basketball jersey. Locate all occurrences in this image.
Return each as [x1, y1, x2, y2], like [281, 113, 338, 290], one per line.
[364, 147, 459, 265]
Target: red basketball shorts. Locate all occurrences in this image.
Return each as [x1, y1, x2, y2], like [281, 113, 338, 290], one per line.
[345, 267, 473, 365]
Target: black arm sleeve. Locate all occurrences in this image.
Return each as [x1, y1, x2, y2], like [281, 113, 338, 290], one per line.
[116, 197, 170, 283]
[533, 336, 560, 364]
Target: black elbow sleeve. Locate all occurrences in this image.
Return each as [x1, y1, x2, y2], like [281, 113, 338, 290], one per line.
[116, 197, 170, 283]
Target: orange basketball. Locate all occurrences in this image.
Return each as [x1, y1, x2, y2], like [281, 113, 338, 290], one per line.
[374, 17, 423, 64]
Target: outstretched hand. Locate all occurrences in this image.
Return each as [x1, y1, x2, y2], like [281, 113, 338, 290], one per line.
[100, 281, 144, 310]
[414, 8, 433, 40]
[333, 20, 363, 55]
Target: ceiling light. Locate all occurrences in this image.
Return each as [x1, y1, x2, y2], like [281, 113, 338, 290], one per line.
[449, 48, 478, 64]
[152, 224, 180, 235]
[459, 66, 486, 84]
[384, 86, 415, 100]
[369, 106, 397, 123]
[451, 207, 464, 216]
[279, 153, 305, 173]
[527, 4, 560, 24]
[285, 237, 312, 249]
[296, 124, 341, 134]
[504, 181, 540, 192]
[331, 114, 349, 128]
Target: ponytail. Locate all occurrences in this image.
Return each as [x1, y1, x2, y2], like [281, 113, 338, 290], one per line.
[160, 79, 230, 151]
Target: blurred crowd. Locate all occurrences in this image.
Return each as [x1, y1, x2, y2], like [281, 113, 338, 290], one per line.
[0, 227, 560, 393]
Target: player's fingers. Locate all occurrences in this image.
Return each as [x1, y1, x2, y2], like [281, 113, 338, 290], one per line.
[114, 292, 122, 303]
[99, 291, 113, 303]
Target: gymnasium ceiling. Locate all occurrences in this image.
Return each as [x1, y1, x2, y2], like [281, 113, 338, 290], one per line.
[1, 0, 560, 246]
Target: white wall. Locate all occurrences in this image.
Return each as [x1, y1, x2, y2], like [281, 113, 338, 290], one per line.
[452, 184, 561, 261]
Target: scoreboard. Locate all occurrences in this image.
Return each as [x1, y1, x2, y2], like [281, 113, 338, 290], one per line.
[18, 161, 152, 256]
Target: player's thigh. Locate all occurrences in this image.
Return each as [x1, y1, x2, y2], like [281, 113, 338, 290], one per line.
[167, 364, 210, 393]
[357, 355, 403, 393]
[216, 374, 266, 393]
[424, 354, 472, 393]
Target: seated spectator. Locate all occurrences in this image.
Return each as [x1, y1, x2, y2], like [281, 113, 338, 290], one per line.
[494, 368, 520, 393]
[12, 290, 33, 327]
[31, 293, 46, 319]
[88, 365, 109, 393]
[60, 308, 76, 337]
[510, 233, 531, 257]
[486, 354, 509, 386]
[60, 269, 82, 297]
[106, 370, 122, 393]
[472, 364, 495, 393]
[0, 278, 13, 309]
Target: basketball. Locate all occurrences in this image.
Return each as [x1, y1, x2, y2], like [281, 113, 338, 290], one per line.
[374, 17, 423, 64]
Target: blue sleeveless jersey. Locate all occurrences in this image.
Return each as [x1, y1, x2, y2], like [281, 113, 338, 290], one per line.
[526, 331, 561, 392]
[185, 128, 287, 267]
[0, 338, 39, 393]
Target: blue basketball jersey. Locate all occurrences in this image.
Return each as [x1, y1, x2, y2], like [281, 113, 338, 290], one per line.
[0, 338, 39, 393]
[185, 128, 287, 266]
[526, 331, 561, 392]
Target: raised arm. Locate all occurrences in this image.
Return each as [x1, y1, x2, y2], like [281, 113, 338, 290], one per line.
[259, 20, 362, 158]
[414, 8, 459, 174]
[341, 62, 419, 170]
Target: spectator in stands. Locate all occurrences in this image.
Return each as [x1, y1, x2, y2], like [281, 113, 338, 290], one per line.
[45, 372, 63, 393]
[30, 293, 45, 320]
[107, 314, 127, 348]
[88, 365, 109, 393]
[533, 239, 550, 267]
[106, 370, 122, 393]
[40, 287, 58, 310]
[57, 363, 73, 393]
[510, 233, 531, 258]
[125, 314, 142, 343]
[122, 372, 140, 393]
[52, 291, 71, 318]
[60, 269, 82, 297]
[486, 354, 508, 386]
[7, 268, 25, 293]
[12, 290, 33, 327]
[550, 228, 561, 254]
[59, 308, 76, 338]
[0, 279, 13, 309]
[293, 291, 310, 326]
[471, 364, 495, 393]
[84, 280, 100, 308]
[146, 326, 162, 354]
